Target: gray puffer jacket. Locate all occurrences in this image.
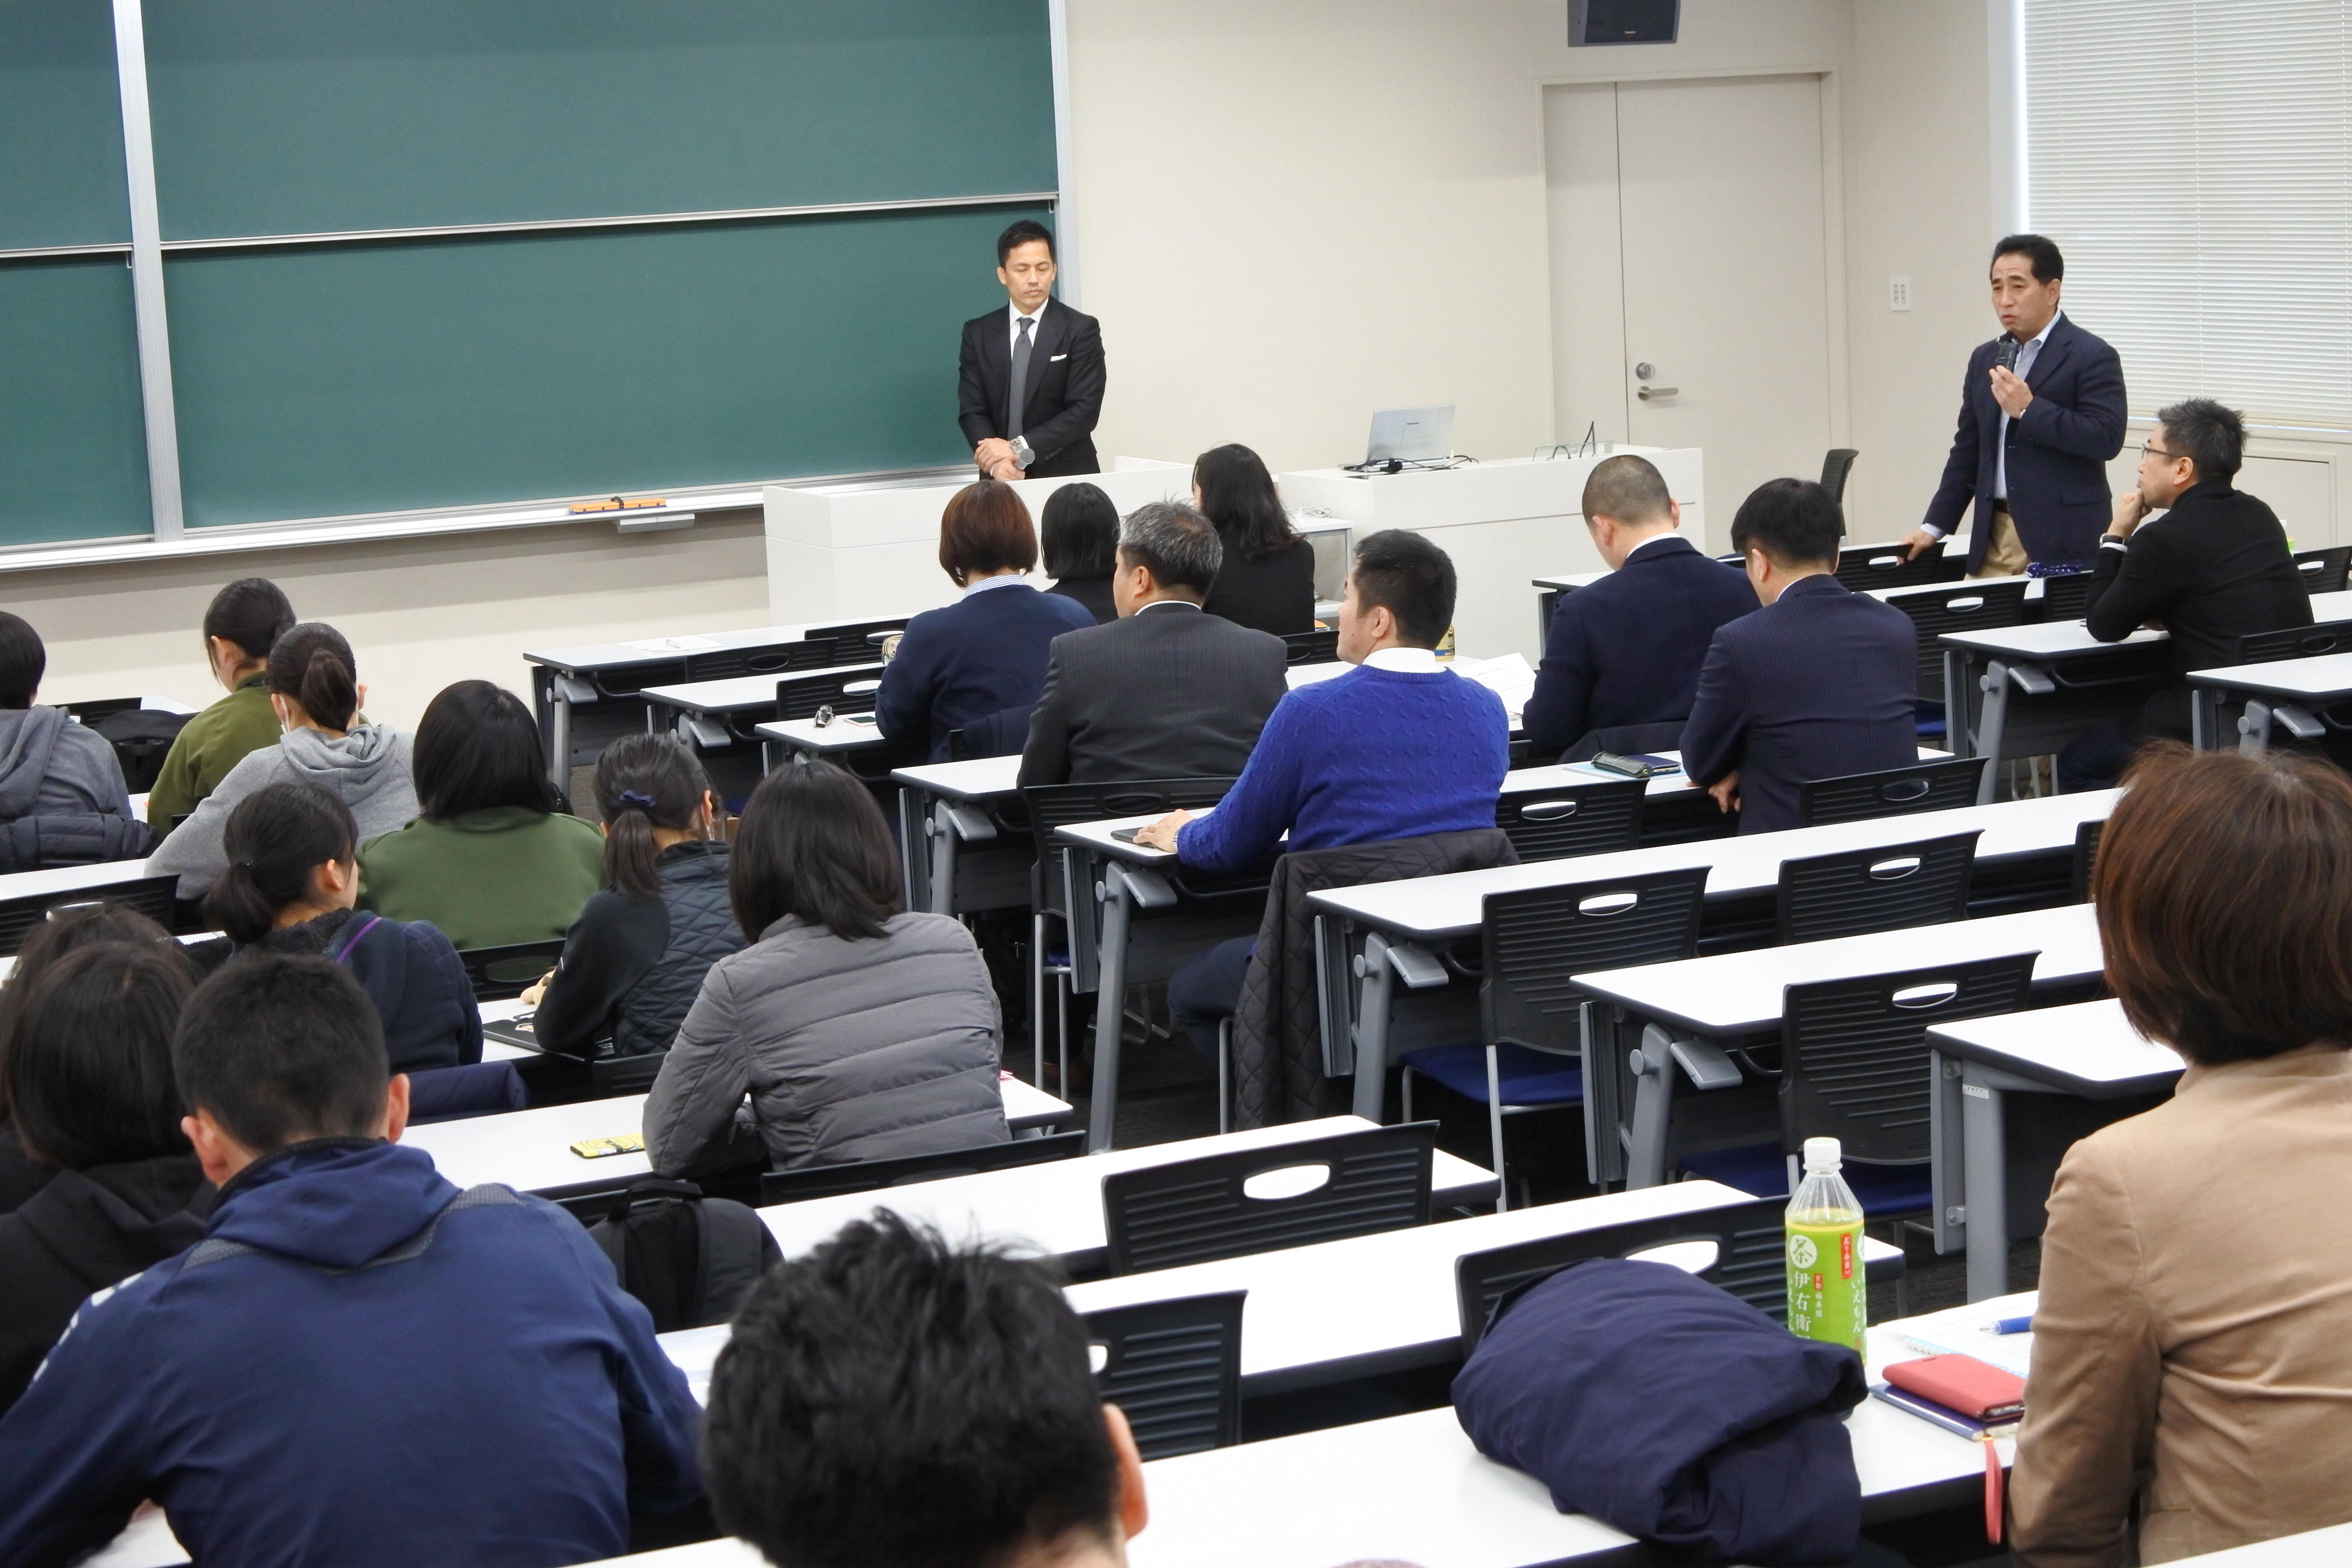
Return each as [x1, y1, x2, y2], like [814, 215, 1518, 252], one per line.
[642, 911, 1008, 1175]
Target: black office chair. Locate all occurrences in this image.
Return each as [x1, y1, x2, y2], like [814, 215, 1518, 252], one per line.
[2070, 817, 2104, 904]
[1818, 448, 1860, 506]
[683, 635, 865, 681]
[1796, 756, 1987, 827]
[2038, 572, 2096, 623]
[1882, 579, 2029, 700]
[1082, 1291, 1247, 1459]
[1099, 1122, 1436, 1275]
[756, 1130, 1085, 1205]
[0, 875, 179, 957]
[1775, 830, 1980, 945]
[2237, 617, 2352, 665]
[1493, 775, 1645, 862]
[1455, 1196, 1792, 1350]
[457, 939, 569, 1001]
[1400, 869, 1707, 1209]
[1833, 538, 1965, 592]
[1280, 627, 1339, 666]
[800, 616, 911, 646]
[2292, 546, 2352, 596]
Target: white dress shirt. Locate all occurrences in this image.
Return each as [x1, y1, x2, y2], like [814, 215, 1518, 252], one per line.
[1003, 301, 1046, 469]
[961, 573, 1033, 599]
[1362, 646, 1441, 673]
[1923, 309, 2062, 538]
[1620, 530, 1686, 563]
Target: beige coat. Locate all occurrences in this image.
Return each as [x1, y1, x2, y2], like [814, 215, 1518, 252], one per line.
[2009, 1045, 2352, 1567]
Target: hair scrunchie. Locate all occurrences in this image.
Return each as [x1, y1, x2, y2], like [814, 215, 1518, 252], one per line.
[616, 790, 658, 810]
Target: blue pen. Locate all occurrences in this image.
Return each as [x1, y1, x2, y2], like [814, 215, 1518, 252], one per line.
[1990, 1315, 2034, 1335]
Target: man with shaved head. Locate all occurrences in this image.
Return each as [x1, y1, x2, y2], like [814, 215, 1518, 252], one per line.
[1524, 454, 1759, 760]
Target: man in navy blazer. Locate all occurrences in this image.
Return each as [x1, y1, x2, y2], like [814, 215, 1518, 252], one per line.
[1682, 479, 1919, 835]
[1904, 235, 2127, 578]
[957, 220, 1104, 481]
[1524, 455, 1760, 761]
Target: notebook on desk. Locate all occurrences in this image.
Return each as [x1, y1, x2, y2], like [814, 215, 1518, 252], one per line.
[482, 1014, 544, 1054]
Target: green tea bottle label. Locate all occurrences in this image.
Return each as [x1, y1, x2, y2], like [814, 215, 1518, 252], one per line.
[1785, 1218, 1866, 1353]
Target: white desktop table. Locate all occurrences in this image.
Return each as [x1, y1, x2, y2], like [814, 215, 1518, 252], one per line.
[892, 754, 1028, 915]
[638, 662, 883, 758]
[1926, 997, 2182, 1300]
[757, 1115, 1499, 1276]
[2186, 648, 2352, 752]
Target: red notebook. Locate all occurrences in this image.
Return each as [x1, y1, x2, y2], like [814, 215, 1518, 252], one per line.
[1883, 1354, 2027, 1422]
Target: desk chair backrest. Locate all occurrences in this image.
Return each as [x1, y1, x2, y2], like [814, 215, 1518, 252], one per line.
[1020, 778, 1247, 905]
[774, 664, 888, 723]
[1778, 952, 2038, 1165]
[1494, 776, 1645, 862]
[684, 635, 864, 683]
[1835, 543, 1965, 593]
[2237, 617, 2352, 665]
[1819, 448, 1860, 506]
[1081, 1291, 1246, 1459]
[1281, 628, 1339, 666]
[1480, 868, 1707, 1057]
[68, 703, 193, 795]
[458, 939, 569, 1001]
[1796, 756, 1986, 827]
[1884, 579, 2029, 697]
[756, 1130, 1085, 1205]
[1775, 830, 1979, 945]
[802, 616, 910, 647]
[2038, 572, 2096, 623]
[0, 875, 179, 957]
[1099, 1121, 1436, 1275]
[2070, 817, 2103, 904]
[2293, 546, 2352, 595]
[1454, 1196, 1790, 1354]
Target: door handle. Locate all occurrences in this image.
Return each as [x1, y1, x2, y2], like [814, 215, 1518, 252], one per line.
[1637, 386, 1680, 400]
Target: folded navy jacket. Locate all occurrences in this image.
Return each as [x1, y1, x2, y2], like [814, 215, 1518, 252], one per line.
[1451, 1258, 1868, 1566]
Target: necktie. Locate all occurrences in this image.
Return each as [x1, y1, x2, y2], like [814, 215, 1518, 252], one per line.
[1008, 316, 1034, 441]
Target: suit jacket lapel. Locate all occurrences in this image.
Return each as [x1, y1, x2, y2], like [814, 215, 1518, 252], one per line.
[2024, 317, 2074, 389]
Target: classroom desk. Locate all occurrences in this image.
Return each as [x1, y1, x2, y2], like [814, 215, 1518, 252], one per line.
[401, 1080, 1075, 1200]
[758, 1115, 1499, 1276]
[0, 856, 165, 908]
[1312, 789, 2119, 1135]
[2186, 649, 2352, 752]
[1573, 901, 2104, 1191]
[892, 754, 1028, 916]
[1926, 997, 2182, 1301]
[638, 662, 884, 759]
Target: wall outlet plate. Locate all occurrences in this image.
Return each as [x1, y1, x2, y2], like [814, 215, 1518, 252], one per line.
[1890, 275, 1913, 311]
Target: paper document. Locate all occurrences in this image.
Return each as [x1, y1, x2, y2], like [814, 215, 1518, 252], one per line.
[1888, 1292, 2039, 1379]
[625, 635, 720, 653]
[1450, 652, 1537, 720]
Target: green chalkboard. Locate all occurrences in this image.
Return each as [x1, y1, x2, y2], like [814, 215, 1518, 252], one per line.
[0, 257, 150, 541]
[145, 0, 1056, 240]
[166, 204, 1049, 528]
[0, 0, 131, 251]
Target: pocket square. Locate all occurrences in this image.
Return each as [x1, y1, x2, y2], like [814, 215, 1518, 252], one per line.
[1049, 353, 1068, 362]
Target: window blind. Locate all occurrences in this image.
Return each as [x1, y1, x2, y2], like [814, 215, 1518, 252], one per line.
[2025, 0, 2352, 427]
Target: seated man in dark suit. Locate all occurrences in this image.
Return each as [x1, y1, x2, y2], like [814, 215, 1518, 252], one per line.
[1019, 502, 1289, 788]
[1681, 479, 1918, 835]
[1523, 454, 1760, 760]
[2057, 399, 2312, 792]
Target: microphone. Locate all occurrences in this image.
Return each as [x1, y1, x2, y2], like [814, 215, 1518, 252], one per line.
[1995, 337, 2021, 372]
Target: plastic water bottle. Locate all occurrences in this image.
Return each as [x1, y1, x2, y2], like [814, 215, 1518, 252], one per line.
[1785, 1136, 1867, 1353]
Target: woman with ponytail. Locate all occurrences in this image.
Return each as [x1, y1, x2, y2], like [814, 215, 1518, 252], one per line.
[149, 623, 417, 899]
[146, 577, 297, 838]
[519, 734, 744, 1059]
[205, 781, 478, 1073]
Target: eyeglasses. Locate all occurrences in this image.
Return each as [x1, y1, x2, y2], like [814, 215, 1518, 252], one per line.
[2139, 441, 2186, 462]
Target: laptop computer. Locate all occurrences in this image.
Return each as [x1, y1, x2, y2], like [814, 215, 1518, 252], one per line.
[1365, 405, 1455, 464]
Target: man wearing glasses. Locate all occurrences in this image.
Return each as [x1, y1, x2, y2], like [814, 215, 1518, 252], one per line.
[2055, 399, 2310, 791]
[1903, 235, 2127, 579]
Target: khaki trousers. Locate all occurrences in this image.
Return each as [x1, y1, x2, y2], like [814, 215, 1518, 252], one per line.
[1971, 505, 2030, 580]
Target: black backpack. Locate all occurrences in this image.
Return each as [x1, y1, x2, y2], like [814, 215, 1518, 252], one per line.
[576, 1178, 779, 1331]
[84, 709, 194, 795]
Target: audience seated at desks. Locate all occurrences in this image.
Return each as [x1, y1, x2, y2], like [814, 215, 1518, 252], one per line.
[1522, 454, 1759, 762]
[0, 955, 703, 1568]
[2011, 746, 2352, 1565]
[150, 622, 416, 899]
[702, 1213, 1149, 1568]
[145, 577, 296, 839]
[1019, 501, 1290, 788]
[643, 760, 1008, 1177]
[0, 941, 206, 1416]
[0, 614, 142, 874]
[521, 735, 743, 1062]
[1140, 529, 1512, 1059]
[1195, 442, 1319, 636]
[2059, 399, 2313, 792]
[203, 782, 480, 1075]
[358, 680, 602, 948]
[1680, 479, 1919, 835]
[1040, 480, 1122, 625]
[877, 478, 1094, 762]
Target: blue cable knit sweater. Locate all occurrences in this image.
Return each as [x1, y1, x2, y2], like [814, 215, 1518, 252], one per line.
[1176, 663, 1511, 872]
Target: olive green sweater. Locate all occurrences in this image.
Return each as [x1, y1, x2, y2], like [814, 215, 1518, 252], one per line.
[145, 678, 280, 839]
[357, 807, 605, 950]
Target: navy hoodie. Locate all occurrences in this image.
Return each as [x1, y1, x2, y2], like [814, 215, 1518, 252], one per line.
[0, 1138, 701, 1568]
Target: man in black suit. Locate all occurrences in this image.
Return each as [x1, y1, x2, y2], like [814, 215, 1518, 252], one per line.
[2056, 399, 2312, 791]
[1019, 502, 1289, 787]
[958, 220, 1105, 481]
[1682, 479, 1919, 835]
[1904, 235, 2128, 578]
[1523, 454, 1761, 761]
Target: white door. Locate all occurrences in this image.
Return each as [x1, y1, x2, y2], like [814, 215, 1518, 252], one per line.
[1547, 75, 1837, 540]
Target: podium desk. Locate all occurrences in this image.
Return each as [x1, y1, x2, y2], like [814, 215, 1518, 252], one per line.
[1280, 448, 1705, 666]
[763, 458, 1195, 628]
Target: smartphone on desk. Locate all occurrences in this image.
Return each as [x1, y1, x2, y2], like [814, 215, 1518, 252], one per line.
[1590, 751, 1682, 780]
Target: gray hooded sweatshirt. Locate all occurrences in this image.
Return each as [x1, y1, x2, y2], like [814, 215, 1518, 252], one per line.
[149, 724, 417, 898]
[0, 707, 132, 822]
